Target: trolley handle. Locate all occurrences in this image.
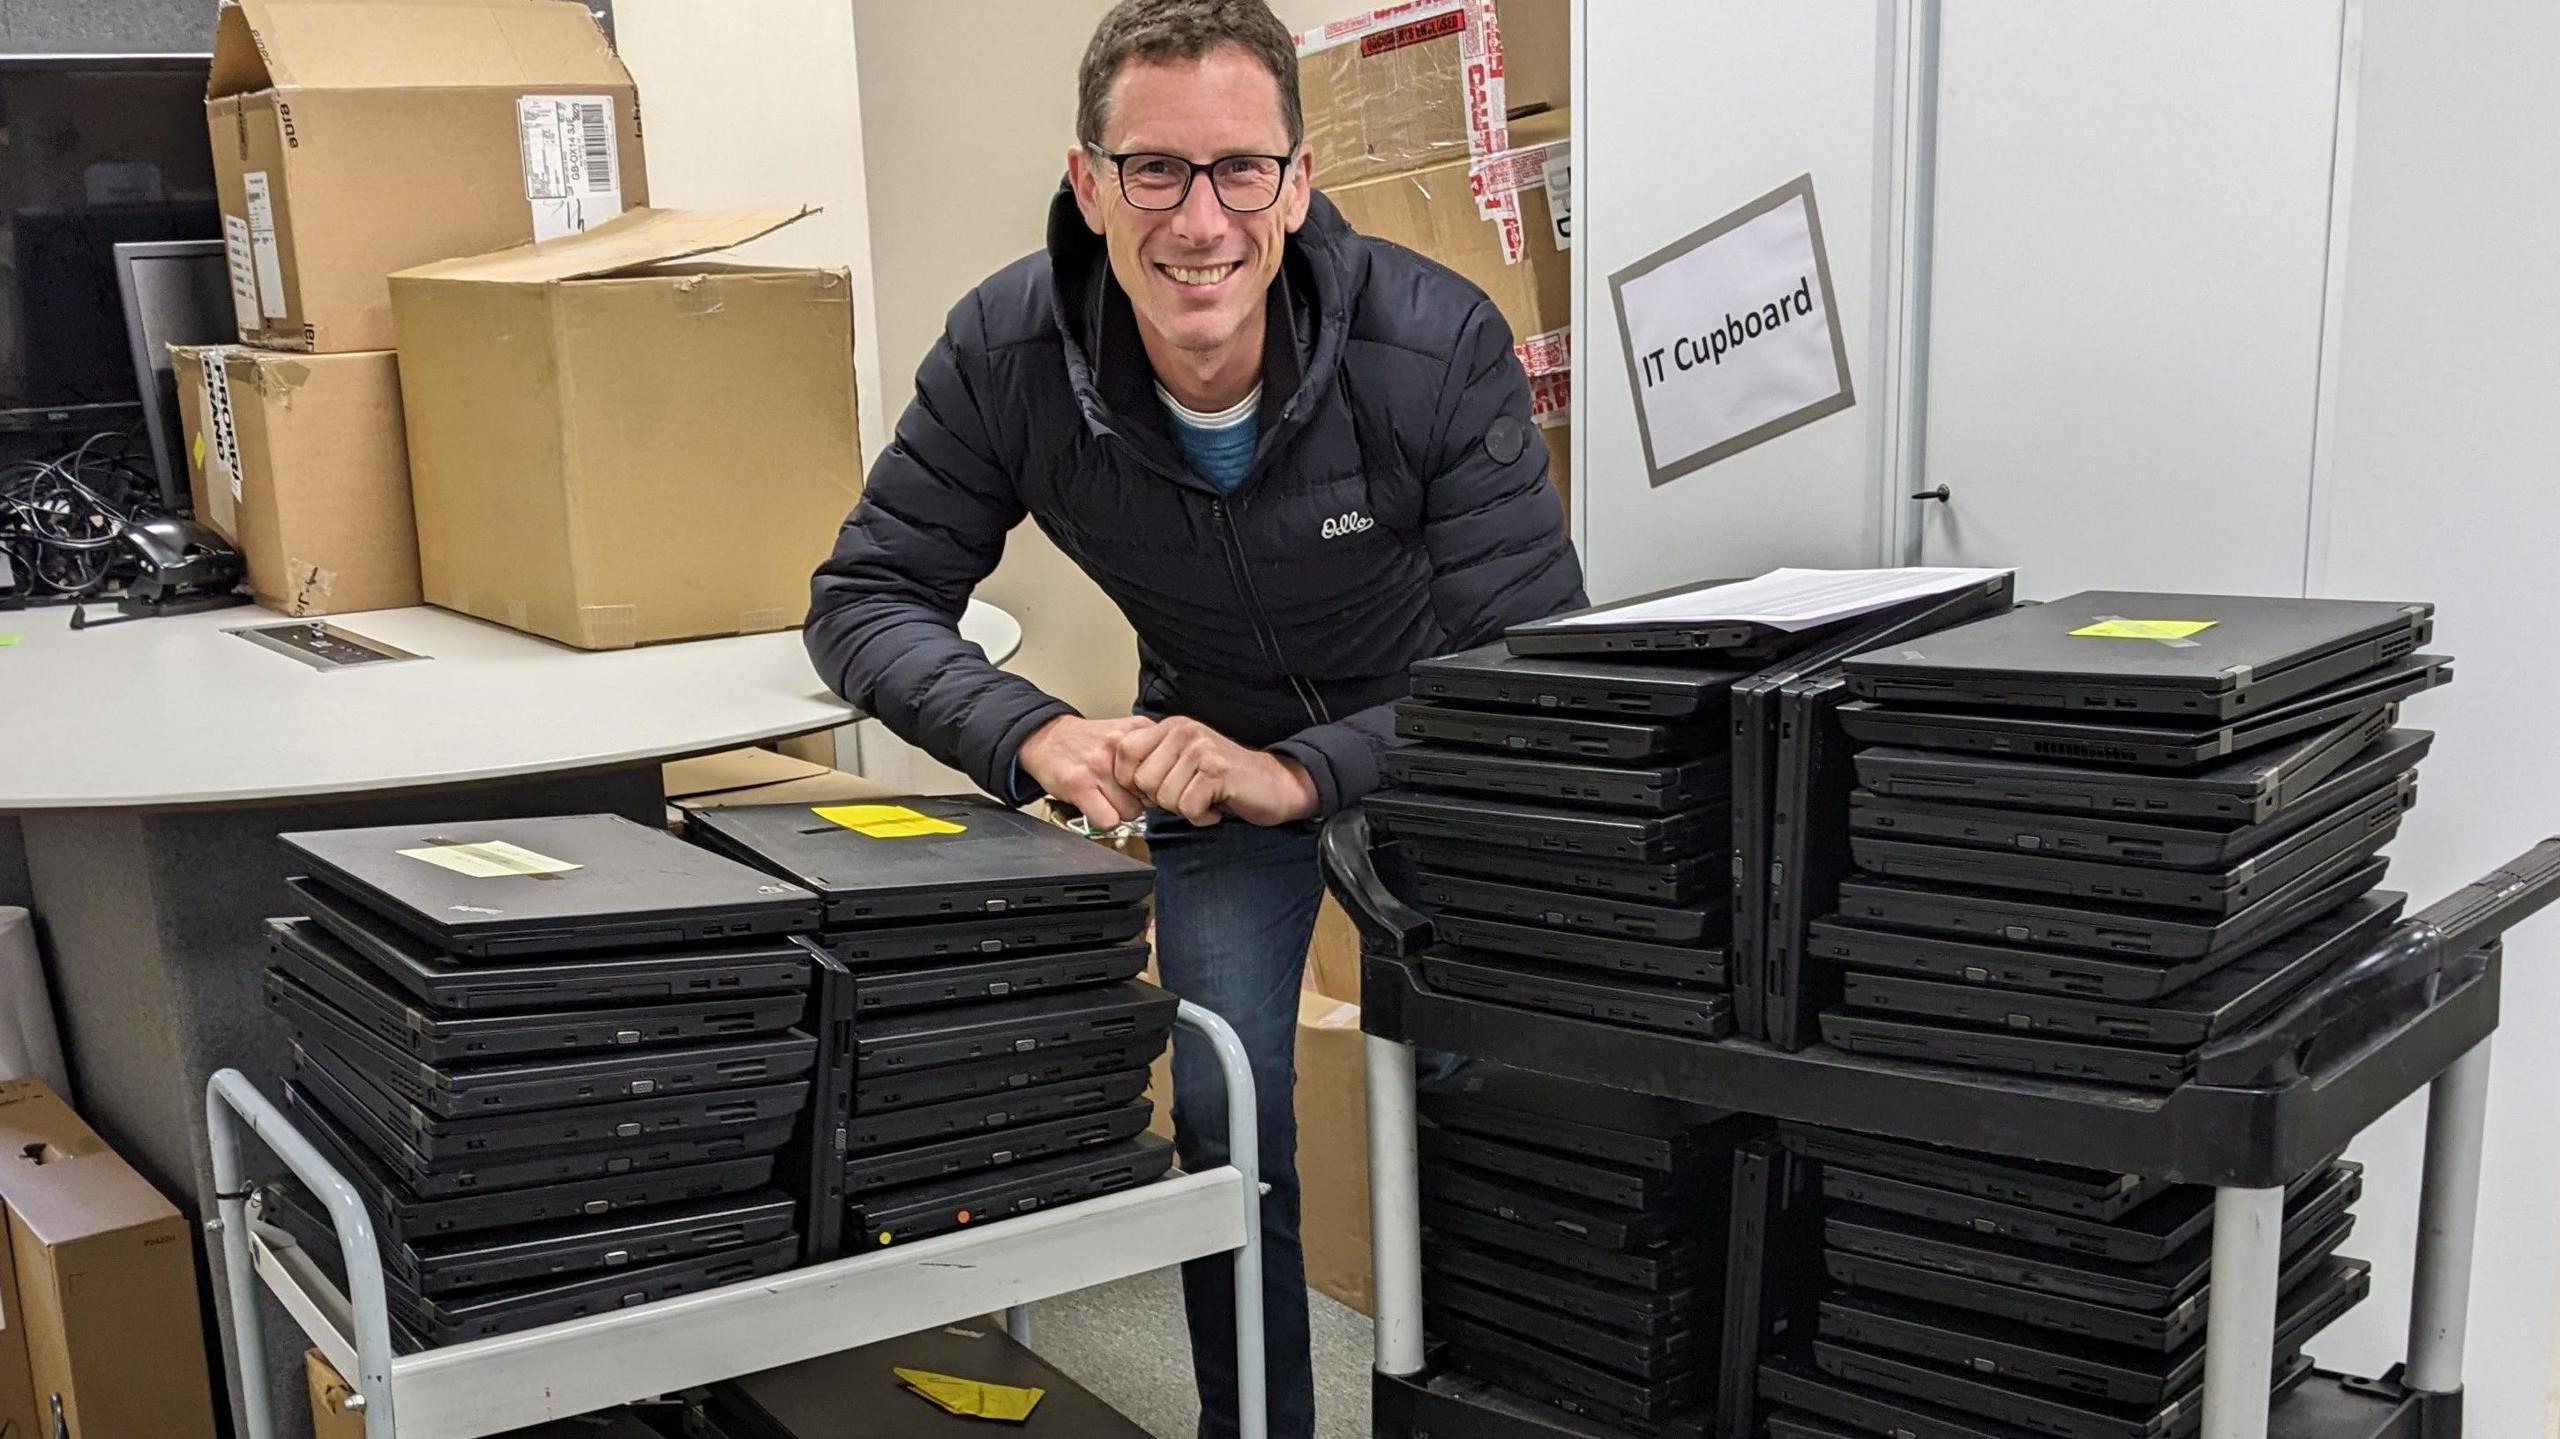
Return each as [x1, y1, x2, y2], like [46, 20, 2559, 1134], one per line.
[1320, 810, 1435, 957]
[2196, 838, 2560, 1088]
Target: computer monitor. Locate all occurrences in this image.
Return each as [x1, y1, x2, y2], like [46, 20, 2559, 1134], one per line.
[115, 240, 232, 513]
[0, 56, 219, 454]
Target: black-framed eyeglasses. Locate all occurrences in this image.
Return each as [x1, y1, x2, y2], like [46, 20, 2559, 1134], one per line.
[1088, 147, 1295, 213]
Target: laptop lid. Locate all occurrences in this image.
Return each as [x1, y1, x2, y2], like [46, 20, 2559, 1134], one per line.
[686, 796, 1153, 921]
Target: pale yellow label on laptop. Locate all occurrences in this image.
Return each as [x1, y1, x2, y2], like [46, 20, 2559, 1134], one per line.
[812, 804, 967, 839]
[397, 840, 583, 879]
[2069, 619, 2217, 641]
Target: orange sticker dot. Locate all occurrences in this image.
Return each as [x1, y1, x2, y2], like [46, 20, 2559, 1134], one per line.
[956, 1209, 973, 1225]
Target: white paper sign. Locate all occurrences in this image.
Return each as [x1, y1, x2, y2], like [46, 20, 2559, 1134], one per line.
[221, 215, 261, 333]
[1609, 174, 1853, 485]
[517, 95, 623, 243]
[243, 172, 287, 320]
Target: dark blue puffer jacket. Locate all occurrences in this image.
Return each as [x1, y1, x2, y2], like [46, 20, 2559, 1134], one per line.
[804, 185, 1586, 817]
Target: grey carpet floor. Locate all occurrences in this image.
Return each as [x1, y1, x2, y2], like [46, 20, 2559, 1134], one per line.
[1027, 1271, 1372, 1439]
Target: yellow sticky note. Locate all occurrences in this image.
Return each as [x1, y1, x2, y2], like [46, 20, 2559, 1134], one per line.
[2070, 619, 2217, 641]
[895, 1368, 1045, 1423]
[396, 840, 582, 879]
[191, 432, 206, 469]
[813, 804, 967, 839]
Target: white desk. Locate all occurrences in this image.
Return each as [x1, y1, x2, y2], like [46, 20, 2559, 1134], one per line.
[0, 599, 1021, 811]
[0, 595, 1021, 1439]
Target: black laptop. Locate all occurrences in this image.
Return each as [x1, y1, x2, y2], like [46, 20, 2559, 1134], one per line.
[1420, 1125, 1706, 1213]
[1421, 949, 1735, 1038]
[1808, 857, 2389, 1002]
[1760, 669, 1868, 1049]
[1777, 1124, 2167, 1222]
[849, 1068, 1151, 1154]
[1423, 1197, 1707, 1291]
[1831, 848, 2392, 962]
[1761, 1351, 2318, 1439]
[1429, 1305, 1709, 1420]
[1839, 893, 2405, 1050]
[1843, 592, 2432, 719]
[256, 1172, 795, 1299]
[1507, 572, 2015, 660]
[1410, 639, 1751, 719]
[280, 815, 823, 960]
[1414, 867, 1729, 947]
[1825, 1213, 2356, 1356]
[1719, 1136, 1824, 1439]
[266, 918, 807, 1065]
[686, 796, 1154, 929]
[852, 943, 1151, 1016]
[853, 980, 1176, 1077]
[1396, 836, 1728, 907]
[1392, 699, 1722, 765]
[777, 950, 854, 1264]
[1384, 746, 1730, 816]
[1732, 580, 2023, 1039]
[844, 1100, 1152, 1195]
[1848, 710, 2402, 825]
[283, 876, 815, 1013]
[1426, 1238, 1706, 1338]
[283, 1080, 782, 1243]
[1844, 779, 2410, 916]
[816, 906, 1150, 967]
[1430, 1270, 1705, 1379]
[851, 1036, 1164, 1116]
[696, 1322, 1156, 1439]
[1419, 1064, 1749, 1174]
[1837, 654, 2451, 771]
[1847, 728, 2427, 869]
[847, 1134, 1174, 1247]
[1363, 789, 1729, 864]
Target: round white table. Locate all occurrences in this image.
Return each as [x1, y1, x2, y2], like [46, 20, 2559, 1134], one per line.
[0, 598, 1021, 809]
[0, 596, 1020, 1439]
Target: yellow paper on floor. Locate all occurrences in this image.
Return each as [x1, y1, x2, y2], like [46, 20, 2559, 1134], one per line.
[895, 1367, 1045, 1423]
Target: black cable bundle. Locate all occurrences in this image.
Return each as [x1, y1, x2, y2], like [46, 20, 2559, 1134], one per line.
[0, 432, 162, 600]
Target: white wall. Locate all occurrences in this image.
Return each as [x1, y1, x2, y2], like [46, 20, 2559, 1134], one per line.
[2308, 3, 2560, 1429]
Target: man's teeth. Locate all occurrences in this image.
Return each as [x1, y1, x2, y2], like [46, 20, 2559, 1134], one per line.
[1165, 263, 1235, 285]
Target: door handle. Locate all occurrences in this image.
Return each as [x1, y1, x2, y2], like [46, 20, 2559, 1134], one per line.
[1910, 484, 1951, 502]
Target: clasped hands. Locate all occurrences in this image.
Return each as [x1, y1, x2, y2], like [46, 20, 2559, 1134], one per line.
[1019, 713, 1318, 831]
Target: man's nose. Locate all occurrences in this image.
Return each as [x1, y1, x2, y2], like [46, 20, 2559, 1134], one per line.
[1168, 170, 1232, 243]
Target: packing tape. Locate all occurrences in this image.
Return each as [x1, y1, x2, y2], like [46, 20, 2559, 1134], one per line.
[1513, 325, 1571, 378]
[581, 604, 640, 650]
[1289, 1, 1471, 58]
[1527, 372, 1571, 430]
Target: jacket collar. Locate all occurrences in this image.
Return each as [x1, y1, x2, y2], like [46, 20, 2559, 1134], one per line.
[1047, 182, 1355, 494]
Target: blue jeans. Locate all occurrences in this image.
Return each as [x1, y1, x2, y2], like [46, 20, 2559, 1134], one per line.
[1147, 813, 1323, 1439]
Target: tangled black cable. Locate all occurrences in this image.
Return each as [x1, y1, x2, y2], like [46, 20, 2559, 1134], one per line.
[0, 431, 162, 599]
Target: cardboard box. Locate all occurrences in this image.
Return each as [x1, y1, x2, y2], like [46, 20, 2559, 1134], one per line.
[1295, 0, 1569, 189]
[0, 1080, 217, 1439]
[305, 1351, 364, 1439]
[1323, 107, 1568, 368]
[1295, 897, 1372, 1315]
[663, 748, 900, 824]
[207, 0, 649, 353]
[172, 345, 422, 616]
[0, 1215, 38, 1439]
[389, 208, 863, 650]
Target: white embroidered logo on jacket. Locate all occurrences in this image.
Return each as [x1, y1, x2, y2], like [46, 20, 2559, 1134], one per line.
[1321, 512, 1376, 540]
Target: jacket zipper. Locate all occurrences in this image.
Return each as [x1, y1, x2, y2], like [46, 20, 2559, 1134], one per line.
[1210, 496, 1331, 728]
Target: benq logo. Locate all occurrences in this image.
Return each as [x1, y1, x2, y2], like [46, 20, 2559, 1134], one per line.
[1320, 512, 1375, 540]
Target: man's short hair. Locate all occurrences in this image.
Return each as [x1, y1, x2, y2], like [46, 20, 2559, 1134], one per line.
[1076, 0, 1303, 151]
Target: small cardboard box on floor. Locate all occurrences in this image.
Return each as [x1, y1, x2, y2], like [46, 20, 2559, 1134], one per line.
[389, 208, 862, 650]
[0, 1079, 218, 1439]
[206, 0, 648, 353]
[172, 345, 422, 616]
[1294, 0, 1570, 189]
[1324, 106, 1572, 507]
[1295, 898, 1373, 1315]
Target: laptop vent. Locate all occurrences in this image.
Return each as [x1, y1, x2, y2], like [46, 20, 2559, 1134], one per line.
[2031, 740, 2145, 765]
[2380, 632, 2419, 663]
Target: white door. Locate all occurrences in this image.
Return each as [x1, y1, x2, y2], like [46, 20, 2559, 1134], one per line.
[1911, 1, 2352, 600]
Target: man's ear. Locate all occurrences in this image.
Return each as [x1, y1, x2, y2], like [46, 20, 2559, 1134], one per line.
[1282, 142, 1315, 232]
[1067, 144, 1109, 235]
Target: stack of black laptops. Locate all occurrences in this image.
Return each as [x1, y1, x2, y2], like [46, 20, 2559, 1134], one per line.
[685, 796, 1177, 1253]
[1416, 1064, 1763, 1435]
[262, 814, 830, 1350]
[1371, 636, 1751, 1039]
[1753, 1123, 2369, 1439]
[1801, 593, 2450, 1089]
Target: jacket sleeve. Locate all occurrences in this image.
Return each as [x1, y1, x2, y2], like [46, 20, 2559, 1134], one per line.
[804, 300, 1075, 803]
[1267, 299, 1589, 816]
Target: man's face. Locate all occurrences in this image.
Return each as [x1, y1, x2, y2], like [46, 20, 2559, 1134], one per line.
[1068, 45, 1313, 362]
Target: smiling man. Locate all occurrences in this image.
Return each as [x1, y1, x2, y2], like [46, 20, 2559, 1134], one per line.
[805, 3, 1581, 1433]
